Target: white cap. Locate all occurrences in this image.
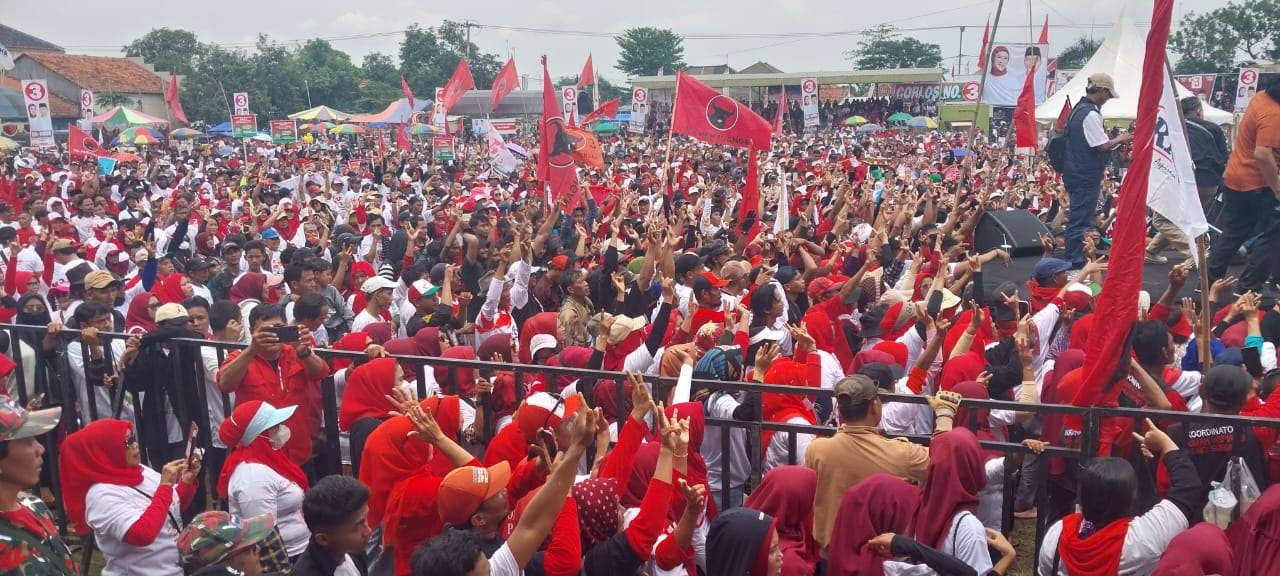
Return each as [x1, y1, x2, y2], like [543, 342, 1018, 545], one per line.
[361, 275, 398, 295]
[530, 334, 558, 356]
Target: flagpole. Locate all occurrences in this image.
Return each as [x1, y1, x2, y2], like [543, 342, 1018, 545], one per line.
[658, 75, 680, 204]
[953, 0, 1006, 203]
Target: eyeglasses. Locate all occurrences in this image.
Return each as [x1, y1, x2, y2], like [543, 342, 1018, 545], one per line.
[541, 394, 565, 431]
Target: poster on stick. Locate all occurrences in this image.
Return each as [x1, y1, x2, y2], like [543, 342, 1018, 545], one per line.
[980, 43, 1049, 107]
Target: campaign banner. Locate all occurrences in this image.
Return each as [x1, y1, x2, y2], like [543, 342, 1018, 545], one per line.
[431, 88, 447, 126]
[433, 136, 455, 161]
[233, 92, 250, 115]
[1236, 68, 1260, 112]
[230, 114, 257, 138]
[270, 120, 298, 143]
[1174, 74, 1216, 103]
[471, 118, 518, 136]
[21, 80, 54, 148]
[487, 129, 518, 176]
[561, 86, 579, 124]
[981, 43, 1049, 107]
[80, 89, 95, 131]
[97, 156, 116, 176]
[629, 87, 649, 133]
[889, 83, 942, 101]
[800, 78, 819, 129]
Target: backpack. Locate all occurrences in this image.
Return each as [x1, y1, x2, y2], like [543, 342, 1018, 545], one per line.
[1046, 101, 1096, 173]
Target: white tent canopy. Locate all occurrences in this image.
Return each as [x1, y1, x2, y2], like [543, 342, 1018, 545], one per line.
[1035, 6, 1234, 125]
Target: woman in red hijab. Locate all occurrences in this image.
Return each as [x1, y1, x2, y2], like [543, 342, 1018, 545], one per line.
[760, 360, 817, 473]
[743, 466, 817, 576]
[229, 272, 269, 304]
[124, 292, 160, 335]
[340, 358, 405, 477]
[218, 401, 310, 560]
[60, 419, 199, 575]
[891, 428, 993, 574]
[1153, 522, 1233, 576]
[827, 474, 919, 576]
[154, 273, 192, 305]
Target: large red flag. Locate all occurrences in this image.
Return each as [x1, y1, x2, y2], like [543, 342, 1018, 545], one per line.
[738, 148, 760, 228]
[401, 76, 415, 111]
[772, 88, 786, 136]
[1054, 97, 1072, 130]
[1013, 65, 1039, 150]
[539, 56, 580, 208]
[581, 98, 619, 124]
[394, 123, 411, 150]
[1073, 0, 1175, 453]
[977, 18, 991, 69]
[491, 58, 518, 110]
[576, 55, 595, 90]
[68, 125, 105, 160]
[671, 73, 771, 151]
[1038, 16, 1050, 44]
[165, 73, 188, 125]
[440, 58, 476, 111]
[564, 125, 604, 168]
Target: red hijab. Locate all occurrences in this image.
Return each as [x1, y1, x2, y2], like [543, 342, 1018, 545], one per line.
[216, 403, 309, 499]
[434, 347, 476, 398]
[913, 428, 985, 549]
[155, 273, 189, 305]
[59, 419, 144, 536]
[331, 331, 371, 373]
[519, 312, 559, 364]
[339, 358, 399, 432]
[420, 395, 463, 477]
[950, 380, 1003, 461]
[1226, 483, 1280, 576]
[827, 473, 920, 576]
[414, 327, 444, 357]
[125, 292, 157, 334]
[359, 416, 434, 530]
[939, 351, 986, 392]
[762, 359, 816, 456]
[1153, 522, 1234, 576]
[743, 466, 818, 576]
[229, 272, 266, 303]
[574, 477, 621, 547]
[625, 403, 711, 522]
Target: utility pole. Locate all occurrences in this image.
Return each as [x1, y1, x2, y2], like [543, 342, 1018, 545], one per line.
[463, 20, 479, 60]
[956, 26, 966, 76]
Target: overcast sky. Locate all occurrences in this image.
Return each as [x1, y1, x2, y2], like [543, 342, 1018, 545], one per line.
[9, 0, 1234, 87]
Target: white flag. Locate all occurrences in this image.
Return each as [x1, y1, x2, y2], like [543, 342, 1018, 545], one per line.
[487, 129, 518, 176]
[774, 167, 789, 235]
[1147, 69, 1208, 264]
[0, 44, 12, 71]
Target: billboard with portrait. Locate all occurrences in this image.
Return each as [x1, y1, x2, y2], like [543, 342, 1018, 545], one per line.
[980, 43, 1048, 107]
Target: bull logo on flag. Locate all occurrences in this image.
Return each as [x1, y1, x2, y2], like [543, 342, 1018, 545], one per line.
[545, 117, 575, 168]
[83, 138, 102, 155]
[706, 96, 739, 131]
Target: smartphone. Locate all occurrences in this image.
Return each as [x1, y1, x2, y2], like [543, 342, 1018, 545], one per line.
[184, 422, 199, 466]
[269, 325, 300, 343]
[539, 429, 558, 461]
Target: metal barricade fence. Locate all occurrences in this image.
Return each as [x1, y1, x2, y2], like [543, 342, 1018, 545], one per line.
[5, 322, 1279, 564]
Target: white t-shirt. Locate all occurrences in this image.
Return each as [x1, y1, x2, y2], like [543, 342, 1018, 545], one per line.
[228, 462, 310, 557]
[1082, 110, 1110, 148]
[702, 392, 751, 493]
[200, 346, 234, 449]
[488, 543, 522, 576]
[763, 416, 816, 474]
[352, 309, 382, 333]
[1038, 500, 1188, 575]
[85, 468, 183, 576]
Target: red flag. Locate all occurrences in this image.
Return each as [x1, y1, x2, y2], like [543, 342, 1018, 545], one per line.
[491, 58, 518, 110]
[539, 56, 580, 208]
[1013, 65, 1039, 150]
[738, 148, 760, 227]
[564, 125, 604, 168]
[772, 88, 787, 136]
[1038, 15, 1050, 44]
[581, 98, 619, 124]
[1073, 0, 1175, 449]
[1054, 97, 1072, 130]
[671, 73, 771, 150]
[576, 55, 595, 90]
[440, 58, 476, 111]
[1046, 58, 1058, 74]
[394, 123, 411, 150]
[401, 76, 415, 111]
[977, 18, 991, 69]
[68, 125, 105, 160]
[165, 73, 188, 125]
[377, 130, 386, 160]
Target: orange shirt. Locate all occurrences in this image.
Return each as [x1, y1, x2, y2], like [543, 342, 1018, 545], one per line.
[1224, 91, 1280, 192]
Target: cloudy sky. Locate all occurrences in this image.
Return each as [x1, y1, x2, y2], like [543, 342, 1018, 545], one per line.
[10, 0, 1233, 86]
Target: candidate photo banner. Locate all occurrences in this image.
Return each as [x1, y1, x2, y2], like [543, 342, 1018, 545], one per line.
[1174, 74, 1216, 103]
[629, 87, 649, 133]
[22, 80, 54, 148]
[800, 78, 819, 129]
[980, 43, 1048, 107]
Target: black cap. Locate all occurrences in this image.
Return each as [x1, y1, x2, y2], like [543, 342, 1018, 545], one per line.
[775, 265, 800, 284]
[65, 263, 93, 286]
[858, 362, 905, 391]
[857, 306, 887, 338]
[675, 253, 704, 276]
[220, 242, 242, 255]
[187, 258, 215, 272]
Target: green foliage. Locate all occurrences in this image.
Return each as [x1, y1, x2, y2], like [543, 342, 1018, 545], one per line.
[614, 27, 685, 77]
[123, 28, 201, 74]
[1055, 36, 1102, 71]
[1170, 0, 1280, 74]
[846, 25, 943, 70]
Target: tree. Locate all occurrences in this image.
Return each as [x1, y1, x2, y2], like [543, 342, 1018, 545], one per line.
[250, 35, 307, 119]
[180, 44, 256, 122]
[1055, 36, 1102, 70]
[357, 52, 405, 111]
[123, 28, 202, 74]
[846, 25, 943, 70]
[615, 27, 685, 77]
[556, 75, 628, 105]
[399, 21, 505, 103]
[1170, 0, 1280, 74]
[295, 39, 361, 110]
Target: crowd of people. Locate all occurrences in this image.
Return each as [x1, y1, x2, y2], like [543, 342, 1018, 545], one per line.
[0, 72, 1275, 576]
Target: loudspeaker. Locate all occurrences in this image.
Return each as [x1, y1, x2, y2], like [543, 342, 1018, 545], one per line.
[973, 210, 1051, 257]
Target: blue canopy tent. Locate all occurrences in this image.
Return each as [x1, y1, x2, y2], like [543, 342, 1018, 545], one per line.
[207, 121, 232, 134]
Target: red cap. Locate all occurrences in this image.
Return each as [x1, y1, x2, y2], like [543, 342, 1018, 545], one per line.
[807, 277, 837, 301]
[550, 255, 569, 271]
[437, 461, 512, 526]
[700, 272, 729, 287]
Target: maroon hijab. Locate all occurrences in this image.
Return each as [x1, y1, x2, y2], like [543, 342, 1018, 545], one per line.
[743, 466, 817, 576]
[1227, 484, 1280, 576]
[913, 427, 985, 549]
[827, 474, 921, 576]
[950, 380, 1003, 461]
[1153, 522, 1233, 576]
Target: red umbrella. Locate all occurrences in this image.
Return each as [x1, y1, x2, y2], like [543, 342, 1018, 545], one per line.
[112, 151, 143, 163]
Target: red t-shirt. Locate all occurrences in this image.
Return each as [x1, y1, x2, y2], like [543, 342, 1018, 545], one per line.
[219, 347, 331, 465]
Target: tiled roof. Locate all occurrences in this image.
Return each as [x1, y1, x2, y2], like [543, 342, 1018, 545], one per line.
[739, 61, 784, 74]
[0, 76, 79, 117]
[0, 24, 63, 53]
[685, 65, 736, 75]
[19, 52, 163, 94]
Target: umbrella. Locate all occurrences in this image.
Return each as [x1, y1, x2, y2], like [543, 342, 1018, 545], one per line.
[317, 122, 336, 131]
[0, 136, 17, 151]
[112, 151, 143, 162]
[298, 123, 314, 132]
[329, 124, 365, 135]
[592, 122, 620, 133]
[907, 116, 938, 129]
[252, 132, 273, 142]
[120, 126, 163, 141]
[408, 124, 440, 136]
[288, 105, 351, 122]
[886, 112, 913, 123]
[113, 131, 161, 146]
[843, 116, 868, 126]
[92, 106, 166, 127]
[169, 127, 203, 139]
[506, 142, 528, 158]
[855, 123, 884, 134]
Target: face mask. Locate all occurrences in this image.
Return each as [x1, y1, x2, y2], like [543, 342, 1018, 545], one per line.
[268, 424, 291, 450]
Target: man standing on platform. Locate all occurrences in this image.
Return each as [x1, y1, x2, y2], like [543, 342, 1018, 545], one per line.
[1062, 73, 1132, 269]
